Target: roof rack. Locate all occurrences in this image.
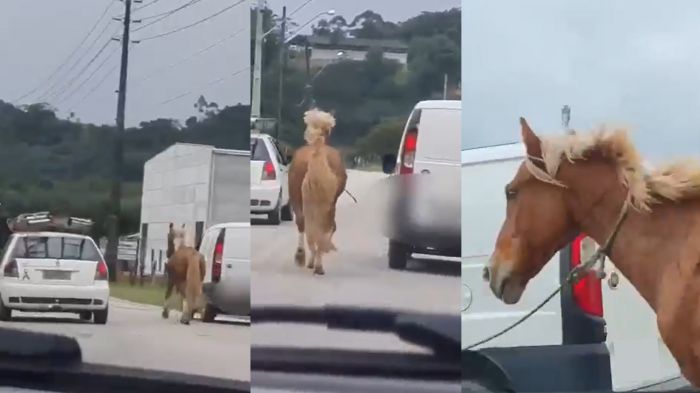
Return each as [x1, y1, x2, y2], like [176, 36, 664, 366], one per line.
[7, 212, 93, 235]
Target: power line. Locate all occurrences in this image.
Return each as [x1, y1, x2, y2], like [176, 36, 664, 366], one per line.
[55, 45, 120, 106]
[37, 24, 120, 103]
[12, 0, 118, 104]
[133, 0, 161, 13]
[43, 38, 116, 104]
[138, 0, 203, 21]
[131, 0, 203, 32]
[69, 62, 120, 111]
[131, 27, 245, 86]
[290, 0, 314, 17]
[159, 66, 249, 105]
[135, 0, 246, 42]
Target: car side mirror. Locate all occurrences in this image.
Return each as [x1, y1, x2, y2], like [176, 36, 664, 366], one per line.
[382, 154, 397, 174]
[285, 154, 293, 164]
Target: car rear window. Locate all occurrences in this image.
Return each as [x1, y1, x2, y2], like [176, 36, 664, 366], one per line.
[251, 138, 271, 162]
[12, 236, 101, 261]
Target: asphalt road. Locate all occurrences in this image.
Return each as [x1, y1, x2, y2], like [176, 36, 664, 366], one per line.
[251, 170, 461, 352]
[0, 298, 250, 382]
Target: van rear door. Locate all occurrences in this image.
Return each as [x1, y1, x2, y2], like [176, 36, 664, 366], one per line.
[413, 107, 461, 178]
[461, 144, 563, 349]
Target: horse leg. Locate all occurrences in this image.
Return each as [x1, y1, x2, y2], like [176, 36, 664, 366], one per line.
[305, 234, 316, 269]
[162, 274, 174, 319]
[294, 213, 306, 266]
[313, 251, 325, 275]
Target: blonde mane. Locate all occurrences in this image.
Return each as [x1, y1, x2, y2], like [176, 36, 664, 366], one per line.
[303, 109, 336, 145]
[525, 126, 700, 212]
[171, 224, 195, 250]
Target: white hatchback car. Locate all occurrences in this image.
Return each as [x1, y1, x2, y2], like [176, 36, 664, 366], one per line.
[250, 132, 292, 224]
[0, 232, 110, 324]
[199, 222, 250, 321]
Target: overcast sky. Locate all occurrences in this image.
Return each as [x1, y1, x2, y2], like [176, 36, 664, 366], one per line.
[463, 0, 700, 162]
[263, 0, 460, 34]
[0, 0, 250, 127]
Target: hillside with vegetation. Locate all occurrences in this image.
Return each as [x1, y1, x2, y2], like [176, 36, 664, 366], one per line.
[0, 99, 250, 237]
[251, 7, 461, 160]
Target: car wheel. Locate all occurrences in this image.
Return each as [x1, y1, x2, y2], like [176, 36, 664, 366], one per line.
[93, 306, 108, 325]
[202, 304, 218, 323]
[0, 298, 12, 321]
[79, 311, 92, 321]
[388, 240, 411, 270]
[267, 204, 282, 225]
[281, 203, 293, 221]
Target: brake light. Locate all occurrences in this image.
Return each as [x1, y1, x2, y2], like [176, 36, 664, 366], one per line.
[3, 260, 18, 278]
[399, 129, 418, 174]
[570, 234, 603, 317]
[95, 260, 108, 281]
[262, 160, 276, 181]
[212, 241, 223, 283]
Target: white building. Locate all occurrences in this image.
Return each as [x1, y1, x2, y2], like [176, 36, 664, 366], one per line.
[139, 143, 249, 275]
[290, 36, 409, 68]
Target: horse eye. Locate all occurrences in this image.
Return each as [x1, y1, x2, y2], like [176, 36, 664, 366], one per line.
[505, 188, 518, 200]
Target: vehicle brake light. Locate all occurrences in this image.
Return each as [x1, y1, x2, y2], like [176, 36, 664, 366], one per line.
[3, 260, 18, 278]
[571, 234, 603, 317]
[95, 260, 108, 281]
[399, 129, 418, 175]
[262, 161, 276, 181]
[212, 241, 223, 283]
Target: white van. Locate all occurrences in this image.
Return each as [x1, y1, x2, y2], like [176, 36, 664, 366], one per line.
[199, 222, 250, 320]
[382, 100, 461, 270]
[461, 143, 682, 391]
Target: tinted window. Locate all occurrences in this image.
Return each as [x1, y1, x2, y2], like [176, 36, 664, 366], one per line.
[251, 137, 271, 161]
[13, 236, 101, 261]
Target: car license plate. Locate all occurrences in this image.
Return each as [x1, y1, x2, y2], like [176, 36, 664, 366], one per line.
[43, 270, 71, 280]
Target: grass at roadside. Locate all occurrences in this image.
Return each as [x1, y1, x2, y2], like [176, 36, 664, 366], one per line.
[109, 280, 182, 310]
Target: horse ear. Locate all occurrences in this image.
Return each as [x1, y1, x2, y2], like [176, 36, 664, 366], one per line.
[520, 117, 542, 158]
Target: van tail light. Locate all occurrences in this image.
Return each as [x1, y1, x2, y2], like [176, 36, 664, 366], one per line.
[212, 241, 223, 283]
[571, 234, 604, 317]
[95, 260, 108, 281]
[4, 259, 18, 278]
[262, 161, 276, 181]
[398, 129, 418, 175]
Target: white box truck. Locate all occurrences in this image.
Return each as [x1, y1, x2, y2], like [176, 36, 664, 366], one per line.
[138, 143, 249, 276]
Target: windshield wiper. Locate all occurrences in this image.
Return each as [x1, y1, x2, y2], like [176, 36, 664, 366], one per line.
[252, 305, 460, 361]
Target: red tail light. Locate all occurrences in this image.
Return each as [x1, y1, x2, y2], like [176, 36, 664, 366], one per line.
[95, 260, 108, 281]
[571, 234, 603, 317]
[399, 129, 418, 175]
[262, 161, 276, 181]
[3, 259, 18, 278]
[212, 241, 223, 283]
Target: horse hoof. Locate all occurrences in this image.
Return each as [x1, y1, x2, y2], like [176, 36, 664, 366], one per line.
[294, 248, 305, 266]
[161, 309, 169, 319]
[180, 318, 190, 325]
[313, 267, 325, 275]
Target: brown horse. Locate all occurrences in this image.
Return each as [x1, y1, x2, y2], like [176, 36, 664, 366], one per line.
[486, 117, 700, 386]
[162, 224, 206, 325]
[288, 109, 347, 275]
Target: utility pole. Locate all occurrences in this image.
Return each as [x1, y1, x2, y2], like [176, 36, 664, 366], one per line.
[275, 5, 287, 140]
[303, 38, 313, 109]
[562, 105, 573, 134]
[251, 0, 264, 120]
[106, 0, 132, 282]
[443, 73, 448, 100]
